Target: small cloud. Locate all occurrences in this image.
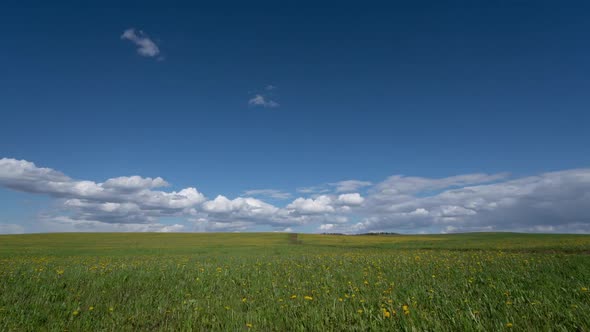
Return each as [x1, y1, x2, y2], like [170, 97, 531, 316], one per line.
[330, 180, 373, 193]
[121, 28, 160, 58]
[296, 185, 330, 194]
[248, 94, 279, 108]
[243, 189, 292, 200]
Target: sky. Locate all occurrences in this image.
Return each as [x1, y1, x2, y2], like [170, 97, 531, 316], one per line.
[1, 1, 589, 234]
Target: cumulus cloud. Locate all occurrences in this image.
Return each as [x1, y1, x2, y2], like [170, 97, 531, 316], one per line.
[248, 94, 279, 108]
[0, 158, 205, 227]
[337, 193, 364, 206]
[121, 28, 160, 57]
[287, 195, 335, 214]
[1, 158, 590, 234]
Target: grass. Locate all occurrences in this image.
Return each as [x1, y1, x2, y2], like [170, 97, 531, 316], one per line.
[0, 232, 589, 331]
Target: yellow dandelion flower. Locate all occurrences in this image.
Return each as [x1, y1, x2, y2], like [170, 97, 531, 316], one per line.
[246, 323, 253, 328]
[242, 297, 247, 303]
[72, 310, 79, 316]
[109, 307, 114, 312]
[506, 322, 513, 328]
[291, 295, 297, 299]
[383, 310, 391, 318]
[304, 296, 313, 301]
[402, 305, 410, 315]
[338, 298, 343, 302]
[89, 306, 94, 311]
[582, 287, 588, 292]
[357, 309, 363, 314]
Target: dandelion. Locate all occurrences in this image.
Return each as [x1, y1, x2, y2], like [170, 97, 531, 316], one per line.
[383, 309, 391, 318]
[89, 306, 94, 311]
[242, 297, 247, 303]
[304, 296, 313, 301]
[402, 305, 410, 315]
[291, 295, 297, 299]
[582, 287, 588, 292]
[246, 323, 253, 328]
[72, 310, 79, 316]
[357, 309, 363, 314]
[109, 307, 114, 312]
[506, 322, 513, 328]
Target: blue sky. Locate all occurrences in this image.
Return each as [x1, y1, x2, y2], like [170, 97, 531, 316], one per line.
[1, 1, 589, 234]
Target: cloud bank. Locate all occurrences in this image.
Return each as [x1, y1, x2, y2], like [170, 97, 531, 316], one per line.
[1, 158, 589, 234]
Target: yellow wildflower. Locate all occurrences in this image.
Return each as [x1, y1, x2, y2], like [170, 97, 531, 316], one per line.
[304, 296, 313, 301]
[506, 322, 513, 328]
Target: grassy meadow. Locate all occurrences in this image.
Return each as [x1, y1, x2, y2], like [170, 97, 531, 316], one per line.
[0, 232, 589, 331]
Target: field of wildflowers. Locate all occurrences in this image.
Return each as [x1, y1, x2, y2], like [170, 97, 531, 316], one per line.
[0, 232, 589, 331]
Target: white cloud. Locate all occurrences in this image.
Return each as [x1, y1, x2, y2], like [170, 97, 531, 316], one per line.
[103, 176, 168, 191]
[2, 158, 590, 234]
[330, 180, 372, 193]
[337, 193, 364, 206]
[38, 215, 184, 233]
[0, 158, 205, 226]
[319, 223, 334, 231]
[296, 185, 330, 194]
[242, 189, 292, 199]
[248, 94, 279, 108]
[121, 28, 160, 57]
[202, 195, 279, 216]
[287, 195, 334, 214]
[354, 169, 590, 233]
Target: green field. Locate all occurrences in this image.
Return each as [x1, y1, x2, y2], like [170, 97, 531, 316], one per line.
[1, 233, 589, 331]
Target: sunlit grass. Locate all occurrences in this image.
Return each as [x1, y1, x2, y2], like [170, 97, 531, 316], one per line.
[0, 232, 589, 331]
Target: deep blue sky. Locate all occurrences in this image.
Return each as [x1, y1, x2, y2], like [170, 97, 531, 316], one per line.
[1, 1, 590, 233]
